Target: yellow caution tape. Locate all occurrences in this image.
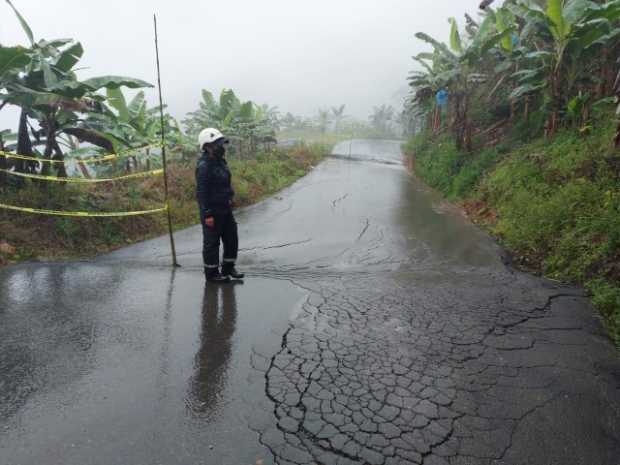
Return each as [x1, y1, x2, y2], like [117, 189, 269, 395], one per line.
[0, 168, 164, 183]
[0, 202, 168, 218]
[0, 143, 162, 165]
[0, 152, 119, 165]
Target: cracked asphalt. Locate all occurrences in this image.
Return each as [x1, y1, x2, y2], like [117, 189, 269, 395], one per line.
[1, 140, 619, 465]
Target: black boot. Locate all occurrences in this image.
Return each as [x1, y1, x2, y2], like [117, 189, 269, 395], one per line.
[222, 263, 245, 280]
[205, 267, 231, 284]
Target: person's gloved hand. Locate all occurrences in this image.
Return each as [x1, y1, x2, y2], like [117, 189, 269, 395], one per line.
[205, 216, 215, 228]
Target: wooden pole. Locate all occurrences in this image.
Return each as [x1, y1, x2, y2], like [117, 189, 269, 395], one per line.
[154, 14, 179, 267]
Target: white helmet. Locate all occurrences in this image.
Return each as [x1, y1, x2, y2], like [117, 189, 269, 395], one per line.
[198, 128, 228, 149]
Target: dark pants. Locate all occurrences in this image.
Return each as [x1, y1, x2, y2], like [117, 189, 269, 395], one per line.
[202, 211, 239, 270]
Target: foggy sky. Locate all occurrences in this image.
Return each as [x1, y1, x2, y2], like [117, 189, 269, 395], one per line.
[0, 0, 482, 131]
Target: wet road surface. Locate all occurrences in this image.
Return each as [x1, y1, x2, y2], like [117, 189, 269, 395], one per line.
[1, 140, 619, 465]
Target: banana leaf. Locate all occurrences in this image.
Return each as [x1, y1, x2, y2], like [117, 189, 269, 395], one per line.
[547, 0, 569, 40]
[55, 42, 84, 72]
[449, 18, 464, 54]
[106, 87, 129, 122]
[82, 76, 153, 91]
[0, 46, 30, 79]
[509, 82, 545, 99]
[5, 0, 34, 45]
[62, 127, 114, 152]
[415, 32, 457, 61]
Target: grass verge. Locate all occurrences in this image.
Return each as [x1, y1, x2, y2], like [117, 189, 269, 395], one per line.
[0, 143, 329, 265]
[404, 122, 620, 347]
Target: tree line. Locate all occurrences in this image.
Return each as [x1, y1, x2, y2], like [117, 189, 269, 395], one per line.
[279, 105, 403, 138]
[406, 0, 620, 151]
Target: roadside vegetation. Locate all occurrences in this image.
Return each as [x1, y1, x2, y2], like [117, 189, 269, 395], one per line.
[404, 0, 620, 345]
[0, 1, 329, 265]
[0, 143, 326, 264]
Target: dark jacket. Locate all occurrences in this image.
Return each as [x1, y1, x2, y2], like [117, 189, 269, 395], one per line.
[196, 152, 235, 217]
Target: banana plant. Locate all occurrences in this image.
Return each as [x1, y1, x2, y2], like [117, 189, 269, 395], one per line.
[408, 52, 450, 131]
[0, 46, 30, 109]
[183, 89, 240, 136]
[508, 0, 620, 134]
[0, 45, 31, 183]
[105, 89, 168, 145]
[406, 0, 620, 147]
[183, 88, 278, 157]
[411, 14, 514, 150]
[1, 0, 153, 178]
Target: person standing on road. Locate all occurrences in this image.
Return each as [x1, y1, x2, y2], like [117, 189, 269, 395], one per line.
[196, 128, 245, 284]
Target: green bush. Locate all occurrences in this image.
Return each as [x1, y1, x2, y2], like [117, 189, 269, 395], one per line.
[407, 133, 503, 199]
[407, 133, 460, 195]
[449, 148, 500, 199]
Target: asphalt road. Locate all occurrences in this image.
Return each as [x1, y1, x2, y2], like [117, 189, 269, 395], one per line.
[0, 140, 619, 465]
